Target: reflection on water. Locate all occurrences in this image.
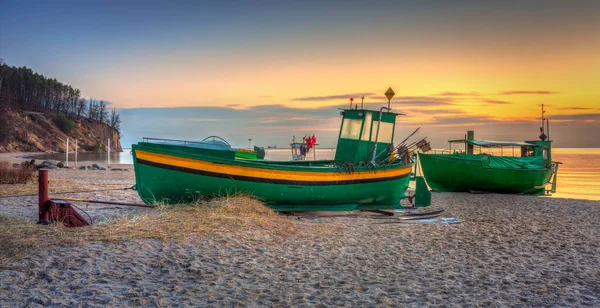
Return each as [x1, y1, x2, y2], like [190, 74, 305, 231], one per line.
[25, 147, 600, 201]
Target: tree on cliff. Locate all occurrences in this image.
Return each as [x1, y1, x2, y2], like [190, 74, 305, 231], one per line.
[109, 108, 121, 135]
[87, 99, 98, 120]
[98, 100, 108, 124]
[0, 61, 121, 128]
[76, 98, 86, 119]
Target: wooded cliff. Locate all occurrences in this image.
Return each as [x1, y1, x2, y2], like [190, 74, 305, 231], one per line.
[0, 60, 122, 153]
[0, 108, 122, 153]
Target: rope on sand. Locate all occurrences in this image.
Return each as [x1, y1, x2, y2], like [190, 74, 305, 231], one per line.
[0, 186, 134, 199]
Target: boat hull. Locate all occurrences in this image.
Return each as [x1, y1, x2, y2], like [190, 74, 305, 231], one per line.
[419, 154, 553, 195]
[132, 143, 413, 211]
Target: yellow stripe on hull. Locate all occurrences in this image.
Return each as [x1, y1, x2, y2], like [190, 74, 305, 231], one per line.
[135, 150, 411, 182]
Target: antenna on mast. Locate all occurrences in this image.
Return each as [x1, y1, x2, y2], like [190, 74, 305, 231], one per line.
[539, 104, 547, 141]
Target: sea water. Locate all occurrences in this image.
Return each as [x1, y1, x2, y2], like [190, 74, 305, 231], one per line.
[551, 148, 600, 201]
[25, 148, 600, 201]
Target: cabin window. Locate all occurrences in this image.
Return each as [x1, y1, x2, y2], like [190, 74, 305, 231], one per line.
[521, 146, 535, 157]
[340, 118, 362, 140]
[543, 149, 548, 159]
[361, 113, 372, 141]
[370, 121, 394, 143]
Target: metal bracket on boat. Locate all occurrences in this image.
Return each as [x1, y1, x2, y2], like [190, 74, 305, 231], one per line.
[406, 193, 415, 205]
[371, 106, 392, 164]
[334, 162, 360, 174]
[358, 161, 376, 172]
[201, 136, 231, 147]
[344, 162, 358, 174]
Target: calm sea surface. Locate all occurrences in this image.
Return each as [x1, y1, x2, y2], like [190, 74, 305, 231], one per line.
[26, 148, 600, 201]
[550, 148, 600, 201]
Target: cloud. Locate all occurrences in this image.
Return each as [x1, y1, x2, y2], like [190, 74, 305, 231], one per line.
[435, 92, 481, 97]
[247, 104, 332, 116]
[499, 90, 556, 95]
[431, 91, 516, 106]
[394, 96, 456, 106]
[119, 104, 344, 148]
[556, 107, 598, 111]
[119, 105, 600, 150]
[255, 117, 339, 127]
[480, 99, 512, 105]
[549, 113, 600, 121]
[290, 93, 376, 101]
[188, 118, 226, 122]
[415, 109, 467, 115]
[474, 112, 600, 124]
[431, 114, 497, 125]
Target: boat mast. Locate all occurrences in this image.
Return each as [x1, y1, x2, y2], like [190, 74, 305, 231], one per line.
[539, 104, 547, 141]
[541, 104, 545, 131]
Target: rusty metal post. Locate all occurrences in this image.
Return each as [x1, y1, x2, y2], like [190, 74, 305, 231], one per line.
[38, 169, 49, 223]
[467, 130, 474, 154]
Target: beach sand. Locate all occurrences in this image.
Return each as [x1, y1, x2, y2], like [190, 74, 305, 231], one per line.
[1, 153, 599, 306]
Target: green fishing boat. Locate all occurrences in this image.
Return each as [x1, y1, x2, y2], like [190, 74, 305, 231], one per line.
[419, 140, 558, 194]
[419, 107, 560, 195]
[132, 90, 430, 211]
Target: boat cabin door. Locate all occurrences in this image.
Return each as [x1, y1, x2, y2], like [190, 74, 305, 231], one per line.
[334, 109, 397, 164]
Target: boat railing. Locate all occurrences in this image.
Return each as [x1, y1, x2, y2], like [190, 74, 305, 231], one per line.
[142, 137, 231, 149]
[428, 149, 466, 155]
[428, 148, 535, 158]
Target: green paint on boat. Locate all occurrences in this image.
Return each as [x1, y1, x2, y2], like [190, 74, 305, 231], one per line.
[414, 176, 431, 206]
[132, 105, 421, 211]
[419, 139, 559, 195]
[235, 149, 258, 160]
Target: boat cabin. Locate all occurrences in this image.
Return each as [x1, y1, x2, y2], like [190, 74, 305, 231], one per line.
[447, 139, 553, 167]
[334, 109, 399, 164]
[523, 140, 552, 166]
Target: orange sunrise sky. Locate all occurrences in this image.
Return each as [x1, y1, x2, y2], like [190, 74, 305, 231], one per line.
[1, 1, 599, 148]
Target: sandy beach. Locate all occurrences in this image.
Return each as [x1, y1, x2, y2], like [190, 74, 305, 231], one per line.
[1, 153, 599, 306]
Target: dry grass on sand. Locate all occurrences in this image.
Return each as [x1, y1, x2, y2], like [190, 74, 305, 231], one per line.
[0, 196, 319, 267]
[0, 179, 92, 197]
[0, 161, 36, 185]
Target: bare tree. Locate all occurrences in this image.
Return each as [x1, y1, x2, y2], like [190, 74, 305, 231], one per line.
[109, 108, 121, 135]
[88, 99, 97, 120]
[98, 100, 108, 124]
[76, 98, 86, 119]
